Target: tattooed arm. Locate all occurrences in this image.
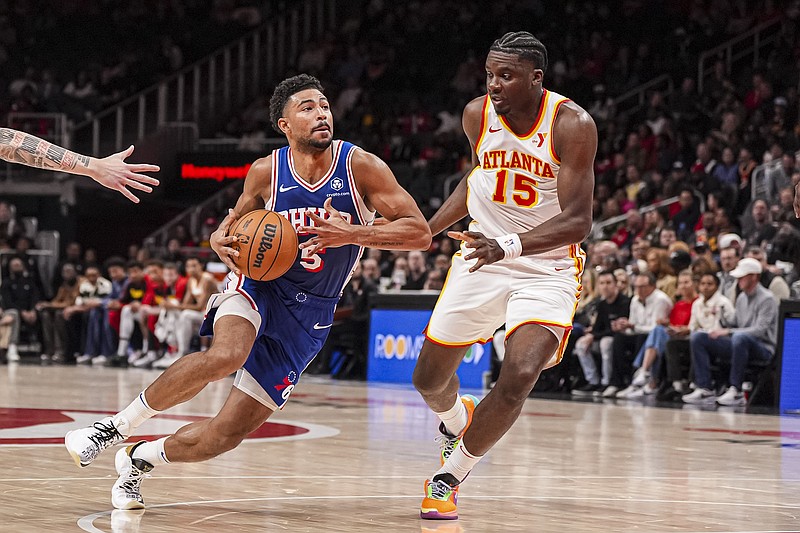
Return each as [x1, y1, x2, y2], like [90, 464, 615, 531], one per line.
[0, 128, 161, 203]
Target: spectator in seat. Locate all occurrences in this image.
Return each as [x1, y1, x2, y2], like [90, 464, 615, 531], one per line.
[646, 247, 677, 299]
[0, 201, 22, 243]
[52, 241, 85, 296]
[111, 261, 149, 365]
[572, 270, 631, 398]
[0, 256, 41, 362]
[617, 270, 697, 399]
[73, 266, 113, 364]
[672, 188, 701, 244]
[611, 209, 643, 251]
[93, 257, 128, 366]
[659, 272, 736, 400]
[745, 246, 790, 301]
[684, 258, 778, 406]
[140, 258, 214, 369]
[127, 260, 169, 367]
[610, 272, 673, 395]
[403, 250, 429, 290]
[743, 199, 777, 249]
[37, 263, 81, 363]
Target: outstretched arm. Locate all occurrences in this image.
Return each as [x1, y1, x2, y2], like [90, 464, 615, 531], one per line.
[300, 149, 431, 252]
[0, 128, 160, 203]
[427, 96, 485, 237]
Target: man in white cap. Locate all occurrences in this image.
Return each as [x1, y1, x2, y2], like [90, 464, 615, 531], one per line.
[683, 257, 778, 406]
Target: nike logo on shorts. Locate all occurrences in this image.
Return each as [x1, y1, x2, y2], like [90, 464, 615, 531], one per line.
[554, 267, 570, 271]
[488, 126, 501, 133]
[279, 184, 299, 192]
[313, 323, 333, 329]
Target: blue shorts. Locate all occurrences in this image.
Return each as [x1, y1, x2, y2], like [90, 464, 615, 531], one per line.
[200, 274, 337, 409]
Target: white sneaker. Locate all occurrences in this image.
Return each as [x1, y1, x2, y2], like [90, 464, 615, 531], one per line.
[631, 368, 650, 387]
[65, 416, 128, 468]
[643, 383, 657, 395]
[76, 354, 93, 364]
[92, 355, 109, 366]
[132, 351, 160, 368]
[682, 388, 716, 404]
[6, 344, 19, 362]
[716, 386, 746, 406]
[110, 509, 145, 533]
[152, 353, 181, 369]
[112, 442, 153, 510]
[616, 385, 642, 399]
[127, 350, 143, 364]
[601, 385, 619, 398]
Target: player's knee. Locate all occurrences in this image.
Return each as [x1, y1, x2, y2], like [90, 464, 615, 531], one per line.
[202, 345, 249, 380]
[412, 364, 447, 396]
[496, 365, 541, 403]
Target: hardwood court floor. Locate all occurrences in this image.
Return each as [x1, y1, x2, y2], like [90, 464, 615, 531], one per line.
[0, 364, 799, 533]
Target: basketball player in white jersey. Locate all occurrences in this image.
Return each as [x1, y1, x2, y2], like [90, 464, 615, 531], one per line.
[0, 128, 159, 202]
[413, 32, 596, 519]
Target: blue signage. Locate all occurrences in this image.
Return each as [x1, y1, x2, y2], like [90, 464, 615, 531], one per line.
[367, 308, 490, 389]
[780, 317, 800, 414]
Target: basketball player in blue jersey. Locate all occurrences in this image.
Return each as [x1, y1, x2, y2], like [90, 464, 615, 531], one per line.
[412, 32, 596, 519]
[64, 74, 431, 510]
[0, 128, 159, 202]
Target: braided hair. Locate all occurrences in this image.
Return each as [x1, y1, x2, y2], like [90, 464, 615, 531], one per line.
[489, 32, 548, 73]
[269, 74, 325, 134]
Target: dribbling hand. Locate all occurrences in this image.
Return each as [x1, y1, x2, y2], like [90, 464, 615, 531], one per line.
[211, 209, 242, 275]
[89, 145, 160, 203]
[447, 230, 505, 273]
[299, 198, 351, 256]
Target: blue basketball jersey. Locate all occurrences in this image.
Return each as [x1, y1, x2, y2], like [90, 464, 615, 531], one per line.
[267, 139, 374, 298]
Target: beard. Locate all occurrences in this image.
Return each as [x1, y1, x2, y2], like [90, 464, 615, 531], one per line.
[300, 135, 333, 151]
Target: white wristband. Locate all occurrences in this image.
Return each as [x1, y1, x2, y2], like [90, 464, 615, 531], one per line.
[496, 233, 522, 260]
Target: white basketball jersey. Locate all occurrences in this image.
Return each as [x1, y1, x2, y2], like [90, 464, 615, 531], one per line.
[467, 89, 579, 261]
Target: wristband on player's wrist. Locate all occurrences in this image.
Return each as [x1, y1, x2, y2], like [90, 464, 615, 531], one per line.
[495, 233, 522, 259]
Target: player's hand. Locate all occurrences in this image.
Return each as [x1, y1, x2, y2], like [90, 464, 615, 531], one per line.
[794, 181, 800, 218]
[709, 328, 730, 339]
[299, 198, 351, 255]
[447, 230, 504, 272]
[89, 145, 160, 203]
[211, 209, 241, 275]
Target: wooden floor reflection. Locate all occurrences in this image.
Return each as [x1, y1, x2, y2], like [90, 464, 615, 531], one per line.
[0, 364, 799, 532]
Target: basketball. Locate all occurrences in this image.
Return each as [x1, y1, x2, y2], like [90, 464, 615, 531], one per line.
[228, 209, 298, 281]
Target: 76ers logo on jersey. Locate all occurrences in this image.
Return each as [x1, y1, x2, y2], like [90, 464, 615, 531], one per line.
[275, 371, 297, 400]
[330, 177, 344, 191]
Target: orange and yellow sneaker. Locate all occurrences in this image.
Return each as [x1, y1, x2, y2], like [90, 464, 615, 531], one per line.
[420, 476, 460, 520]
[436, 394, 479, 466]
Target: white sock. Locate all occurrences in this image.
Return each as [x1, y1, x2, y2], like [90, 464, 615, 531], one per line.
[435, 396, 468, 436]
[114, 391, 160, 437]
[435, 440, 483, 484]
[132, 437, 170, 466]
[117, 339, 129, 357]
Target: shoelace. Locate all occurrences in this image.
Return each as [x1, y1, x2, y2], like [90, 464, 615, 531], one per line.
[434, 434, 458, 459]
[120, 466, 150, 500]
[87, 421, 123, 450]
[428, 480, 453, 500]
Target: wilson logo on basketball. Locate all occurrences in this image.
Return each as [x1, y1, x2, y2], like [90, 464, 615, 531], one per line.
[0, 408, 336, 446]
[253, 223, 278, 268]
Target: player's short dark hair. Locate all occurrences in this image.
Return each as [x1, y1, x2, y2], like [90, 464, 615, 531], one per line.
[145, 259, 164, 269]
[490, 31, 548, 72]
[269, 74, 325, 134]
[700, 272, 720, 286]
[185, 256, 206, 267]
[126, 260, 144, 271]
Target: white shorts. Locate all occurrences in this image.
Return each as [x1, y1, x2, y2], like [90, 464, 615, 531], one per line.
[426, 247, 584, 368]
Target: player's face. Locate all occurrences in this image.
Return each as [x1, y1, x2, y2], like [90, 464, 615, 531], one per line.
[281, 89, 333, 151]
[185, 259, 200, 277]
[699, 275, 718, 299]
[485, 51, 542, 116]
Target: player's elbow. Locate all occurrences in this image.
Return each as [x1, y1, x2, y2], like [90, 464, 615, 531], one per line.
[410, 225, 433, 250]
[569, 213, 593, 243]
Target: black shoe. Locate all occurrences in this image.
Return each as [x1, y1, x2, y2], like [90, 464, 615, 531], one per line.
[571, 383, 603, 397]
[656, 386, 683, 403]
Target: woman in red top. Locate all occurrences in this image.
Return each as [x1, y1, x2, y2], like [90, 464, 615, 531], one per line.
[617, 269, 697, 398]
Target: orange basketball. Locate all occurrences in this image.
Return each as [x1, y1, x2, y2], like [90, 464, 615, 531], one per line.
[228, 209, 299, 281]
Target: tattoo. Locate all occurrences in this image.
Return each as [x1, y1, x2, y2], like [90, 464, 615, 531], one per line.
[0, 128, 90, 171]
[366, 241, 404, 247]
